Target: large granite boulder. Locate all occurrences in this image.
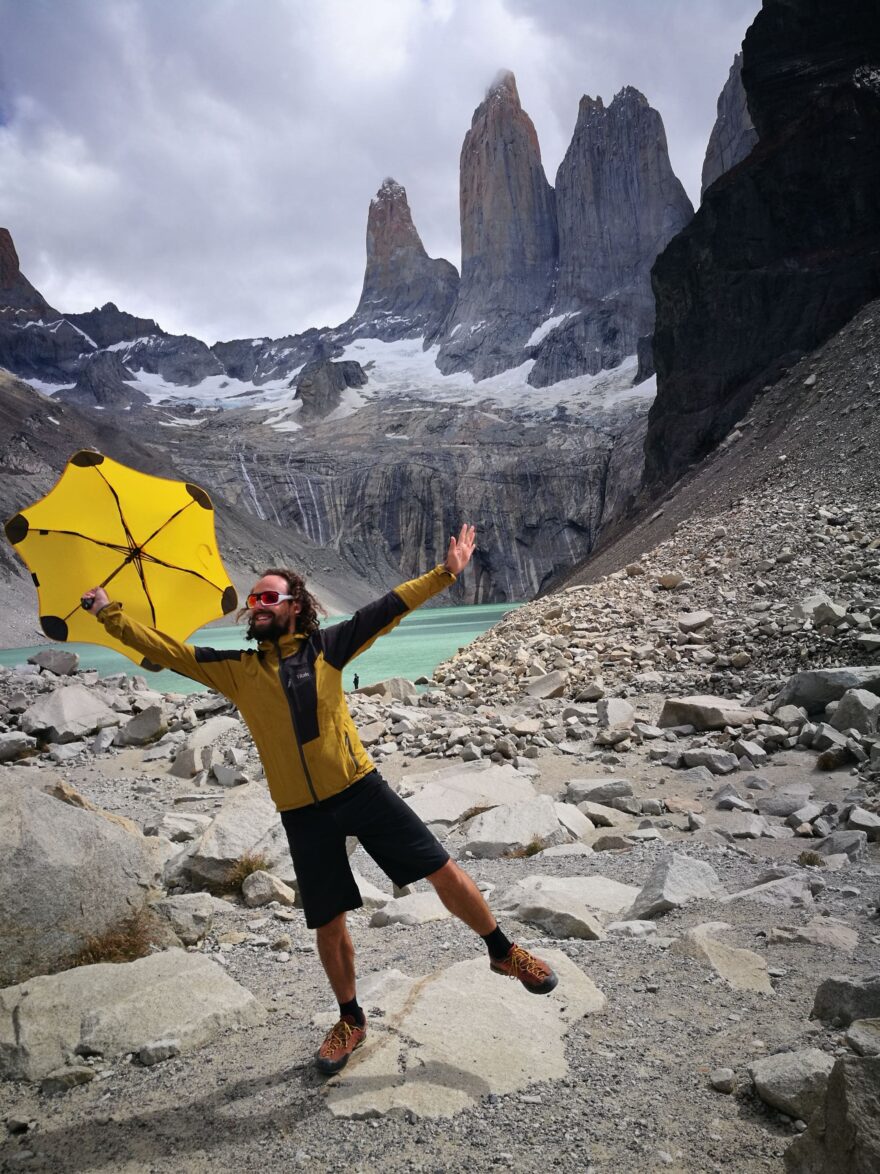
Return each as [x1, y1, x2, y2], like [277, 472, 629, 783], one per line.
[20, 683, 118, 743]
[772, 668, 880, 715]
[0, 949, 265, 1080]
[0, 780, 162, 986]
[183, 782, 280, 888]
[644, 0, 880, 489]
[784, 1056, 880, 1173]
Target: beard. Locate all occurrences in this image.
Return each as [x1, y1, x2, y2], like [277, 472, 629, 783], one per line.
[246, 613, 289, 641]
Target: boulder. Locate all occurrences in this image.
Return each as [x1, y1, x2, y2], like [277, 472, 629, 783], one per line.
[596, 698, 635, 729]
[115, 705, 167, 747]
[461, 794, 572, 858]
[516, 889, 606, 940]
[812, 976, 880, 1026]
[358, 677, 419, 704]
[750, 1048, 835, 1122]
[846, 808, 880, 843]
[659, 695, 757, 730]
[670, 922, 773, 993]
[626, 854, 725, 920]
[241, 870, 297, 908]
[369, 892, 451, 928]
[20, 684, 118, 743]
[497, 874, 639, 918]
[846, 1021, 880, 1058]
[27, 649, 79, 675]
[524, 671, 568, 699]
[567, 778, 633, 804]
[322, 952, 605, 1119]
[784, 1056, 880, 1173]
[0, 780, 162, 987]
[0, 731, 38, 762]
[815, 830, 868, 862]
[681, 748, 739, 775]
[143, 812, 212, 842]
[403, 763, 536, 826]
[151, 894, 214, 945]
[0, 949, 265, 1080]
[184, 783, 279, 888]
[772, 668, 880, 716]
[186, 715, 242, 752]
[769, 920, 858, 953]
[830, 689, 880, 735]
[576, 800, 634, 828]
[722, 875, 814, 911]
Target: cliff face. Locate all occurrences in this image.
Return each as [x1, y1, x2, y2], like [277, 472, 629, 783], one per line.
[529, 87, 693, 388]
[644, 0, 880, 490]
[0, 228, 58, 322]
[434, 71, 558, 380]
[701, 53, 758, 196]
[343, 179, 458, 342]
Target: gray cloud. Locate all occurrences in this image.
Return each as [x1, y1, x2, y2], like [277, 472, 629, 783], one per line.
[0, 0, 758, 344]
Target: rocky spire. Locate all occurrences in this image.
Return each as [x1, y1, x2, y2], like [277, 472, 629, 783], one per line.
[345, 178, 458, 342]
[435, 70, 558, 380]
[554, 86, 693, 311]
[0, 228, 58, 321]
[527, 87, 692, 388]
[701, 53, 758, 197]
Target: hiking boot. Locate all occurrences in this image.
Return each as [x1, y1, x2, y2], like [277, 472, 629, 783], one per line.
[490, 944, 558, 994]
[315, 1015, 367, 1075]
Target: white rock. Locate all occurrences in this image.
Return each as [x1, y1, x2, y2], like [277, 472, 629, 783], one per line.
[20, 684, 118, 743]
[749, 1049, 835, 1122]
[323, 952, 604, 1119]
[670, 922, 773, 993]
[627, 853, 725, 920]
[0, 949, 266, 1080]
[461, 795, 572, 858]
[184, 783, 279, 888]
[369, 892, 451, 927]
[242, 870, 297, 908]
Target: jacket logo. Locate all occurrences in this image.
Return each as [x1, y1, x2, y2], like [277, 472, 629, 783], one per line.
[293, 670, 311, 681]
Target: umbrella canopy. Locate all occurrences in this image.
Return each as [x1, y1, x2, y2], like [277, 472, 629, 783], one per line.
[4, 450, 238, 668]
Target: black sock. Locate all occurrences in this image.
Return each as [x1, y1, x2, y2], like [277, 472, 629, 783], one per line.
[482, 925, 513, 961]
[339, 997, 365, 1026]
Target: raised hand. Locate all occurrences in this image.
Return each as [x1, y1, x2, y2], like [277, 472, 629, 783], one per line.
[444, 524, 476, 576]
[81, 586, 110, 615]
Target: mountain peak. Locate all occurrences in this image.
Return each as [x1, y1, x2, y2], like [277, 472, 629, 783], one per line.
[486, 69, 519, 103]
[0, 226, 58, 321]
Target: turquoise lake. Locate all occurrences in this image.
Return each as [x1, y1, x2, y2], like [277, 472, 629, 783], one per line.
[0, 603, 519, 695]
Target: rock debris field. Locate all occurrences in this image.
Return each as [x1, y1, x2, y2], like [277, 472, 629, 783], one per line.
[2, 490, 880, 1174]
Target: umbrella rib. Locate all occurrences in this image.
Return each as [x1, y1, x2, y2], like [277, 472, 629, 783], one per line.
[131, 549, 158, 627]
[139, 500, 196, 549]
[136, 549, 223, 590]
[25, 528, 132, 555]
[94, 466, 139, 553]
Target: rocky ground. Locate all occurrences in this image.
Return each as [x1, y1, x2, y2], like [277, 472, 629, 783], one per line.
[2, 304, 879, 1174]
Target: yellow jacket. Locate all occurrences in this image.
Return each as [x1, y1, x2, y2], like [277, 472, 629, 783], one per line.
[99, 565, 456, 811]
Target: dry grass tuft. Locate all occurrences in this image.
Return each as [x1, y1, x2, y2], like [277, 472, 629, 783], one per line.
[506, 839, 545, 859]
[226, 851, 272, 891]
[67, 909, 159, 968]
[797, 849, 826, 868]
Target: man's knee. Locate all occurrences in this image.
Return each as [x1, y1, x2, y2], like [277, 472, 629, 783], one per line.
[315, 911, 348, 942]
[426, 858, 461, 887]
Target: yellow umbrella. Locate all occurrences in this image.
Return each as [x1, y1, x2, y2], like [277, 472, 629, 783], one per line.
[4, 450, 238, 668]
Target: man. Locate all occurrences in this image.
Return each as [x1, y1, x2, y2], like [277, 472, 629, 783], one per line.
[83, 524, 557, 1075]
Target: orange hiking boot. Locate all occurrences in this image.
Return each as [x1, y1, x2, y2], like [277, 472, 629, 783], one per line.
[315, 1014, 367, 1074]
[490, 944, 558, 994]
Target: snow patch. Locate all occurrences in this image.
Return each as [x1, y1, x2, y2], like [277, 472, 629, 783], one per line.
[527, 313, 575, 347]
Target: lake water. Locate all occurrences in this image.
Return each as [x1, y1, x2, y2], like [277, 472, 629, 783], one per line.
[0, 603, 519, 695]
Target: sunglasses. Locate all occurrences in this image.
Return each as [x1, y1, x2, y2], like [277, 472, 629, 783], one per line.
[246, 591, 295, 609]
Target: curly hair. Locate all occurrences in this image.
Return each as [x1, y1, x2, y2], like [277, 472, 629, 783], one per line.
[241, 567, 327, 635]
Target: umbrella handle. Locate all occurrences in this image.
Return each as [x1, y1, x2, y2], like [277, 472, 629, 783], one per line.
[76, 566, 126, 615]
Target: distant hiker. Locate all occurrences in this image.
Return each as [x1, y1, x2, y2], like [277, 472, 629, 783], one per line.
[82, 523, 557, 1075]
[352, 672, 359, 690]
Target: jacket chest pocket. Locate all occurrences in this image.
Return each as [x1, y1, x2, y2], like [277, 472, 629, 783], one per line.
[283, 663, 320, 743]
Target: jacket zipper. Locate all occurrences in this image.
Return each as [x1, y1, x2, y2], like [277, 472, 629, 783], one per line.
[275, 642, 320, 805]
[344, 731, 358, 771]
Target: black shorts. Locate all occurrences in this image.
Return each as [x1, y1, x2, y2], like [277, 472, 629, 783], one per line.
[279, 770, 450, 929]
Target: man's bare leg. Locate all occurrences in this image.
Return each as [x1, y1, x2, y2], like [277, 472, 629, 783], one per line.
[426, 858, 497, 934]
[315, 911, 356, 1002]
[426, 858, 559, 994]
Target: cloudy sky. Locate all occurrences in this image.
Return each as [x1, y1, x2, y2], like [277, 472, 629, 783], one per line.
[0, 0, 758, 344]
